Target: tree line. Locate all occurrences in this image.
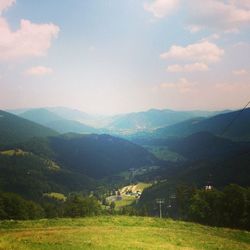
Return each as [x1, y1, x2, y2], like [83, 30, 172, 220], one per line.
[1, 184, 250, 231]
[0, 192, 102, 220]
[137, 184, 250, 230]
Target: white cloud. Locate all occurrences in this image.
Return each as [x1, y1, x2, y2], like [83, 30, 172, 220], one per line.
[161, 41, 224, 64]
[188, 0, 250, 31]
[186, 25, 203, 33]
[0, 18, 59, 60]
[0, 1, 59, 61]
[200, 34, 220, 42]
[232, 69, 248, 75]
[24, 66, 53, 76]
[143, 0, 250, 32]
[0, 0, 15, 15]
[167, 63, 209, 73]
[144, 0, 179, 18]
[160, 78, 196, 93]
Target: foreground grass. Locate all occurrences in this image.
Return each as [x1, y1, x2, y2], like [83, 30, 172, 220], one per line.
[0, 216, 249, 250]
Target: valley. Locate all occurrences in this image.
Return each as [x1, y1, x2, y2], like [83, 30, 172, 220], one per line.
[0, 107, 250, 248]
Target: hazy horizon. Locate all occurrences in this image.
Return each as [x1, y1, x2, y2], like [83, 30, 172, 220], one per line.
[4, 105, 237, 117]
[1, 0, 250, 114]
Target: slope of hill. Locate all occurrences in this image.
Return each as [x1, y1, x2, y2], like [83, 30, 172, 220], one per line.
[45, 119, 98, 134]
[0, 110, 159, 201]
[19, 108, 99, 134]
[48, 134, 159, 179]
[133, 131, 250, 161]
[0, 216, 249, 250]
[131, 132, 250, 188]
[0, 150, 95, 200]
[164, 132, 250, 161]
[0, 110, 57, 148]
[19, 108, 63, 126]
[154, 108, 250, 141]
[47, 107, 94, 122]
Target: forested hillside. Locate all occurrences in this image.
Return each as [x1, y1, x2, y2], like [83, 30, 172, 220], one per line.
[153, 108, 250, 141]
[0, 110, 57, 148]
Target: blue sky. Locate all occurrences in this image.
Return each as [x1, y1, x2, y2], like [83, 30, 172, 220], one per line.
[1, 0, 250, 114]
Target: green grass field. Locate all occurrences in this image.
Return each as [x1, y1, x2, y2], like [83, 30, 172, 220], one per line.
[0, 216, 249, 250]
[0, 149, 28, 156]
[115, 196, 136, 209]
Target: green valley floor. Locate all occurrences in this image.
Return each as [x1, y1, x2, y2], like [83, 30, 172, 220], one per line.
[0, 216, 249, 250]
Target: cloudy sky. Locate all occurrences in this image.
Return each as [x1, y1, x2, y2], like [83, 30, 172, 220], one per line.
[0, 0, 250, 114]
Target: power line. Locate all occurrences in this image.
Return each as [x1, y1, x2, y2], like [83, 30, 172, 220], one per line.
[221, 100, 250, 136]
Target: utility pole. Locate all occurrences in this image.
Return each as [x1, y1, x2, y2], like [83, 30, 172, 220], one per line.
[156, 199, 165, 218]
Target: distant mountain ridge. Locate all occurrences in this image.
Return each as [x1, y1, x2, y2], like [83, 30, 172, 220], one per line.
[8, 107, 232, 134]
[106, 109, 230, 132]
[18, 108, 99, 134]
[20, 108, 64, 126]
[152, 108, 250, 141]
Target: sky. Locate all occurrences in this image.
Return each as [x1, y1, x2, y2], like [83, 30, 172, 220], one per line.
[0, 0, 250, 115]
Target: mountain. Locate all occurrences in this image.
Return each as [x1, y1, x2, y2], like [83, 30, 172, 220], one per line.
[0, 131, 158, 200]
[19, 108, 99, 134]
[133, 131, 250, 162]
[162, 132, 250, 161]
[19, 108, 63, 126]
[0, 150, 94, 200]
[154, 108, 250, 141]
[0, 110, 57, 148]
[48, 134, 158, 179]
[131, 132, 250, 188]
[47, 107, 94, 123]
[107, 109, 229, 133]
[11, 107, 232, 134]
[136, 133, 250, 217]
[46, 119, 98, 134]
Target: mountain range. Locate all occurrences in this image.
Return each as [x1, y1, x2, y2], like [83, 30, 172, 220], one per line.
[8, 107, 232, 134]
[1, 106, 250, 207]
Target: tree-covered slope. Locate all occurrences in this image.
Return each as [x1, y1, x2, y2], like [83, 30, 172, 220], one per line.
[154, 108, 250, 141]
[0, 151, 95, 200]
[163, 132, 250, 161]
[48, 134, 159, 179]
[132, 132, 250, 189]
[0, 110, 57, 148]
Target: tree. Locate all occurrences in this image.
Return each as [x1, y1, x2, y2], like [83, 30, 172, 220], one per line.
[110, 201, 116, 213]
[63, 194, 101, 217]
[222, 184, 246, 227]
[188, 189, 223, 226]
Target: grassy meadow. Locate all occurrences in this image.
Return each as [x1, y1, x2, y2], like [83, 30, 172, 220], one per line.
[0, 216, 249, 250]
